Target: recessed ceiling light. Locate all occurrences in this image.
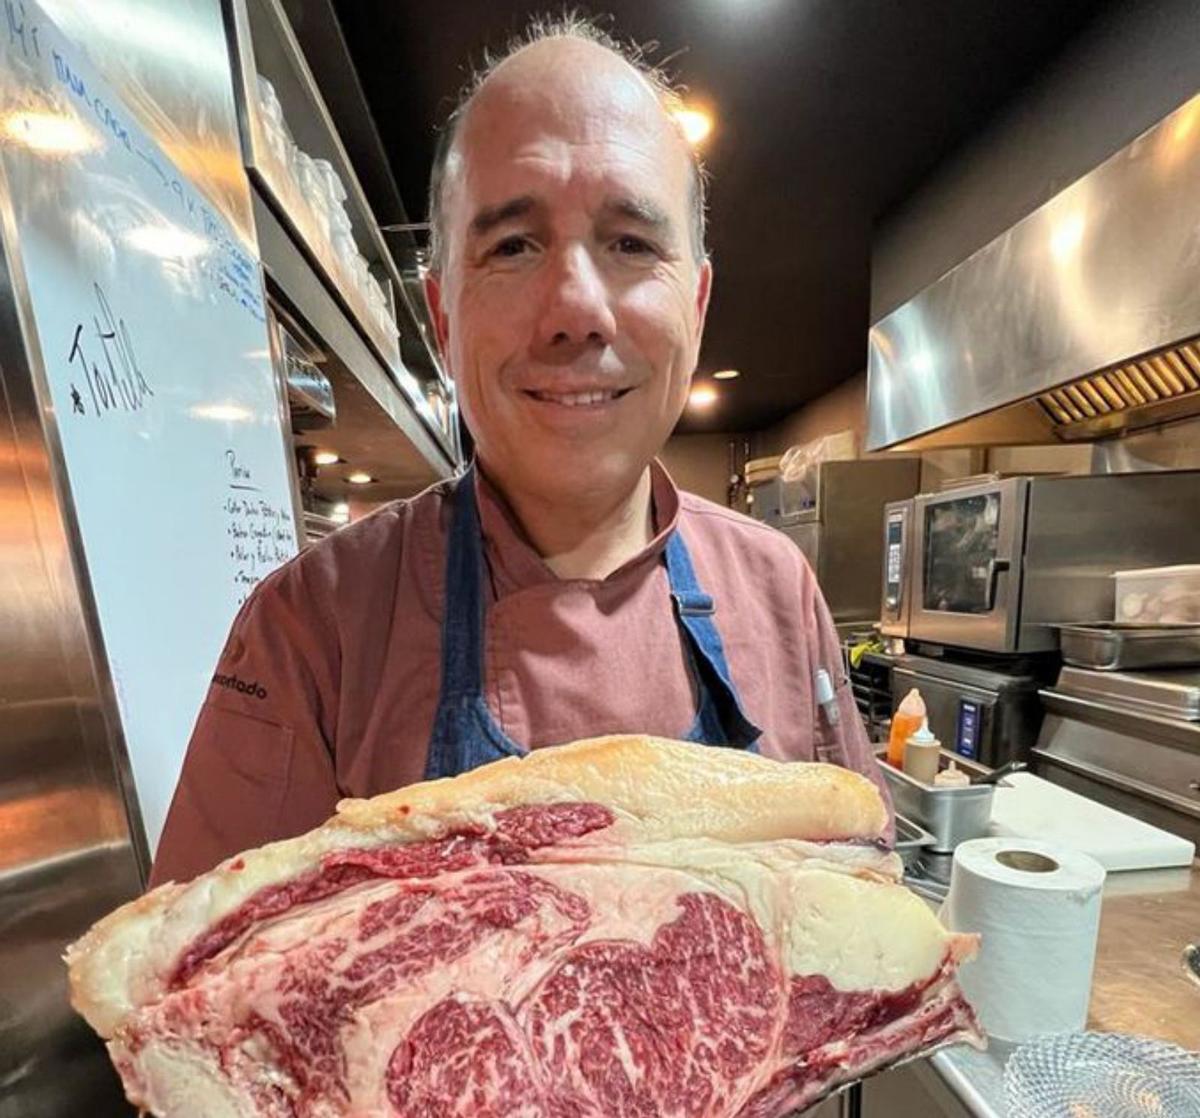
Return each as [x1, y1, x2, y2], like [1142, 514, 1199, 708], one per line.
[673, 106, 713, 146]
[346, 471, 374, 484]
[712, 369, 740, 380]
[312, 450, 339, 466]
[689, 384, 718, 408]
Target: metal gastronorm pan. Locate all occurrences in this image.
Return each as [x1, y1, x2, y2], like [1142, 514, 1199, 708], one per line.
[1057, 623, 1200, 671]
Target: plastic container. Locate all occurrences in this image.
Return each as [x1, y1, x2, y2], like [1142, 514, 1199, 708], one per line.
[887, 688, 926, 768]
[743, 456, 781, 486]
[331, 224, 358, 277]
[255, 75, 292, 172]
[311, 158, 346, 206]
[902, 719, 941, 784]
[1114, 564, 1200, 624]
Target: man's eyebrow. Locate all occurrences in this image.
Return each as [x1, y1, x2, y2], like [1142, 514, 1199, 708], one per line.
[469, 195, 538, 238]
[600, 196, 676, 237]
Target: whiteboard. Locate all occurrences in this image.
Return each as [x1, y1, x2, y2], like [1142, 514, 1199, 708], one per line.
[0, 3, 299, 853]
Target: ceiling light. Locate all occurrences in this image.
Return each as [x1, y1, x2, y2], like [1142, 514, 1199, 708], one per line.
[673, 107, 713, 147]
[189, 403, 252, 422]
[689, 384, 718, 408]
[312, 450, 340, 466]
[346, 471, 373, 484]
[1, 110, 97, 155]
[712, 369, 740, 380]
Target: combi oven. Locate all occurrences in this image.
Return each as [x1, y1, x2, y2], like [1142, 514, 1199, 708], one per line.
[892, 471, 1200, 655]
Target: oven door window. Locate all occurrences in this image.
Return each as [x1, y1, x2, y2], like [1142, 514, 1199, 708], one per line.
[923, 494, 1002, 613]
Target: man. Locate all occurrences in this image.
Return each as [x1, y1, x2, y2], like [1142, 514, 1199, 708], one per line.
[151, 18, 889, 885]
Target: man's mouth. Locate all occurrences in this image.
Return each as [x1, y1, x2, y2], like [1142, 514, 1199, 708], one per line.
[522, 387, 634, 407]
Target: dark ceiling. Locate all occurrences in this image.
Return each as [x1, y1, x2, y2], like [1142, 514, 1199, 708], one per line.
[330, 0, 1114, 434]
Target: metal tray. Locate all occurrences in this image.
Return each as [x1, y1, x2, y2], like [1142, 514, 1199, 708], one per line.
[1055, 665, 1200, 721]
[894, 813, 937, 872]
[1057, 623, 1200, 671]
[875, 750, 996, 852]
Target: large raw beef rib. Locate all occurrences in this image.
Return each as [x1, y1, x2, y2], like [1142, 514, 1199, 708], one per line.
[68, 735, 982, 1116]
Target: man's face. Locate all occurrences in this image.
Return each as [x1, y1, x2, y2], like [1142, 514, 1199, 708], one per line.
[426, 45, 711, 510]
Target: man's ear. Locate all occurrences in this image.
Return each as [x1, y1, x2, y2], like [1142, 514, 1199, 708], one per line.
[694, 257, 713, 336]
[424, 271, 451, 361]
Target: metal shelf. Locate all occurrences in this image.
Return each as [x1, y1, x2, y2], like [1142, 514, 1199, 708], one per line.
[226, 0, 459, 465]
[272, 0, 455, 453]
[255, 192, 454, 493]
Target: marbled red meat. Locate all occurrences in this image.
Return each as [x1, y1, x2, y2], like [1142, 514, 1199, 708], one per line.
[68, 737, 982, 1118]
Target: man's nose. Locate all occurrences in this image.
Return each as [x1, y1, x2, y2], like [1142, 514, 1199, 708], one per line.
[531, 245, 616, 363]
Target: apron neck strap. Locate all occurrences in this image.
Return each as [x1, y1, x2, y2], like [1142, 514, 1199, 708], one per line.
[664, 528, 762, 748]
[440, 464, 487, 697]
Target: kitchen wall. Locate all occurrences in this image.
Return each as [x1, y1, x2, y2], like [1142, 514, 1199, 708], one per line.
[987, 443, 1093, 477]
[760, 380, 1199, 490]
[660, 433, 738, 505]
[759, 372, 867, 457]
[758, 375, 984, 494]
[1093, 418, 1200, 471]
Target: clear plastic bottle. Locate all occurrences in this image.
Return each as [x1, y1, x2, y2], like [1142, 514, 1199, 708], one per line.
[887, 687, 926, 768]
[934, 761, 971, 788]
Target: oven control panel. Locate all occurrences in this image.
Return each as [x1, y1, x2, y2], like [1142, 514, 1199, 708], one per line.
[955, 699, 983, 759]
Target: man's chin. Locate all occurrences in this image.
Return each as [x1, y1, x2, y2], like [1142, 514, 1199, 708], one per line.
[483, 449, 651, 510]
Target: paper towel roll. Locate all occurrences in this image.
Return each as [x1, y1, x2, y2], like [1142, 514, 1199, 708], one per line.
[940, 837, 1106, 1043]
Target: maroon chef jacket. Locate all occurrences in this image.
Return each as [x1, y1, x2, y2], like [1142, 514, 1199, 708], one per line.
[151, 462, 891, 885]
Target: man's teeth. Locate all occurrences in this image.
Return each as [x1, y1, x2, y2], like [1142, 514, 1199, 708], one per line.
[529, 389, 624, 406]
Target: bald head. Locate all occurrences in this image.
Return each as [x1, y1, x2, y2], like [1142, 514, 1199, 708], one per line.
[427, 21, 706, 273]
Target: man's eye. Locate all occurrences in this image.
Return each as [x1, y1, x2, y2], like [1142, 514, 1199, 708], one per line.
[491, 236, 530, 258]
[615, 235, 654, 256]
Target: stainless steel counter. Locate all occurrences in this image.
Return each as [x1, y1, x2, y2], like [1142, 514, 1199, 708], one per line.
[918, 861, 1200, 1118]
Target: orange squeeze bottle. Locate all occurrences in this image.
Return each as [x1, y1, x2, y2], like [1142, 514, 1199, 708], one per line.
[887, 688, 926, 769]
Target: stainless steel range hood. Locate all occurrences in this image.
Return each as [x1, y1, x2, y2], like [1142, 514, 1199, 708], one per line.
[866, 93, 1200, 451]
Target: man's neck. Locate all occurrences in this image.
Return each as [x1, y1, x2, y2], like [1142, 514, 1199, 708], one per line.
[487, 466, 656, 581]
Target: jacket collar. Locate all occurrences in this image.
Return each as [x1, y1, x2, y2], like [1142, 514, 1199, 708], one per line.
[473, 459, 682, 593]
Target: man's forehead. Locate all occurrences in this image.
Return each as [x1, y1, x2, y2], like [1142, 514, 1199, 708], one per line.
[446, 38, 690, 213]
[470, 39, 664, 137]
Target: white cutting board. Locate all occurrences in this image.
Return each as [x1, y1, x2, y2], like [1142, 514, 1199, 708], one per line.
[987, 773, 1195, 871]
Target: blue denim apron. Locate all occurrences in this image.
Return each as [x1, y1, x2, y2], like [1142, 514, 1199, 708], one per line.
[423, 466, 762, 780]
